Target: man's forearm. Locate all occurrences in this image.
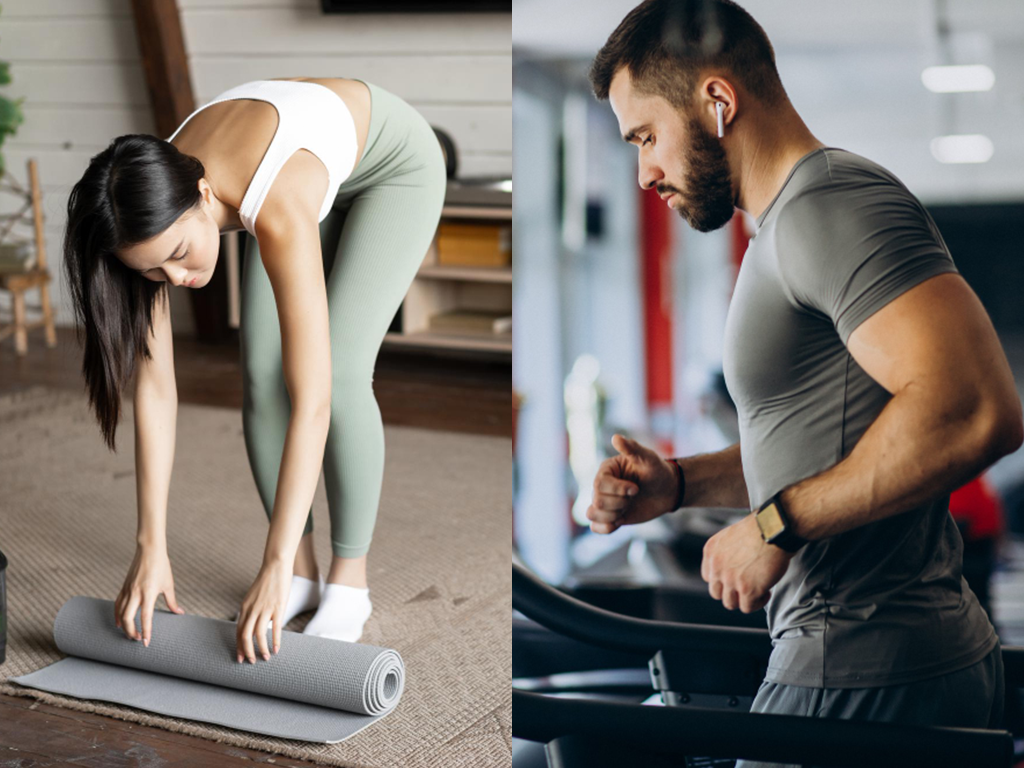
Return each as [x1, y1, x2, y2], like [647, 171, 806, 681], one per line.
[674, 443, 750, 510]
[783, 388, 1022, 541]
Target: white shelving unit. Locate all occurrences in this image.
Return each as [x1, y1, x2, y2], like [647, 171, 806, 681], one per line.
[384, 202, 512, 357]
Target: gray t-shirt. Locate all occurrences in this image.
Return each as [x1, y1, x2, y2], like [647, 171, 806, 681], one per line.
[722, 147, 997, 688]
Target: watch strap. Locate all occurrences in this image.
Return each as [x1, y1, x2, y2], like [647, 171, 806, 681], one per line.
[669, 458, 686, 510]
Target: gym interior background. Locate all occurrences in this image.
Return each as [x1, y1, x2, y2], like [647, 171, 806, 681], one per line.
[513, 0, 1024, 594]
[514, 0, 1024, 762]
[513, 0, 1024, 748]
[0, 1, 512, 766]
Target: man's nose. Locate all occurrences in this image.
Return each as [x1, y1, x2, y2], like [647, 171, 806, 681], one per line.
[638, 157, 662, 190]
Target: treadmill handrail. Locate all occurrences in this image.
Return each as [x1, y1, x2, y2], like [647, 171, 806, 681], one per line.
[514, 562, 1024, 687]
[513, 561, 770, 655]
[513, 689, 1013, 768]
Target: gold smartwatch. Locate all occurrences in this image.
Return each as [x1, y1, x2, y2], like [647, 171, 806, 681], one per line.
[754, 492, 808, 553]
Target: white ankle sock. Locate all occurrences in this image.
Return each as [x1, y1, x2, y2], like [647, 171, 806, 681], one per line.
[280, 573, 325, 626]
[233, 573, 324, 627]
[301, 583, 372, 643]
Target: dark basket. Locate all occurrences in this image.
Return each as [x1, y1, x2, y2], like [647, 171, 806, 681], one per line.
[0, 547, 6, 665]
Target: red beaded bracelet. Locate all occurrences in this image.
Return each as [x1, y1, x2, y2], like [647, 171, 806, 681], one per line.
[669, 457, 686, 510]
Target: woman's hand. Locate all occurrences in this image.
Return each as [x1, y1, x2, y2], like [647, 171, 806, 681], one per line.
[236, 558, 292, 664]
[114, 545, 185, 645]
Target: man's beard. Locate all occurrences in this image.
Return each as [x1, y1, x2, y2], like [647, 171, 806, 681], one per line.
[664, 112, 736, 233]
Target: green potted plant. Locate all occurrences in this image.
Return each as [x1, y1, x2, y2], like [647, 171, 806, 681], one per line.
[0, 3, 27, 178]
[0, 8, 29, 274]
[0, 65, 24, 179]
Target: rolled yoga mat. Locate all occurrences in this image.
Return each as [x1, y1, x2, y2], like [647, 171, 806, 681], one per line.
[9, 595, 405, 743]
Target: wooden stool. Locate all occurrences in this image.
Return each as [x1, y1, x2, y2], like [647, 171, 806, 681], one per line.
[0, 158, 58, 356]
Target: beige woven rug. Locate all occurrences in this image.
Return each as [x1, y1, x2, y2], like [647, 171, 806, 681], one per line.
[0, 385, 511, 768]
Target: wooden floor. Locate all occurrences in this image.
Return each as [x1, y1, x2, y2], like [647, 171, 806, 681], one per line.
[0, 326, 512, 767]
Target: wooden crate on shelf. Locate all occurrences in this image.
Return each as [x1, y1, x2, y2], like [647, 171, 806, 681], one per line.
[429, 309, 512, 335]
[436, 220, 511, 268]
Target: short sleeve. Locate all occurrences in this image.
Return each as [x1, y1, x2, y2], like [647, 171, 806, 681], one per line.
[775, 186, 960, 346]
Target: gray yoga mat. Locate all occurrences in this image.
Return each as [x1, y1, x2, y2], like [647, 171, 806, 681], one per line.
[9, 595, 405, 743]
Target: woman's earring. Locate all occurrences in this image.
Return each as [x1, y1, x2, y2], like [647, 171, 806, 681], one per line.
[716, 102, 725, 138]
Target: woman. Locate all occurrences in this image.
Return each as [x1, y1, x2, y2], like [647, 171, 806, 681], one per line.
[62, 77, 447, 666]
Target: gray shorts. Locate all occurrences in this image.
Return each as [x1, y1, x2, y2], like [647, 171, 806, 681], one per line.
[734, 641, 1004, 768]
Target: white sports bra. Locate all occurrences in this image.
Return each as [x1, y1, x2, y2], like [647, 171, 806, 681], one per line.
[165, 80, 360, 237]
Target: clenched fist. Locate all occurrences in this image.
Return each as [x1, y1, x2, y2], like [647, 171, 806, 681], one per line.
[587, 434, 680, 534]
[701, 512, 794, 613]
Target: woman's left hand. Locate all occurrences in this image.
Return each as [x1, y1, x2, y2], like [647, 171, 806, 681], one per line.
[236, 558, 292, 663]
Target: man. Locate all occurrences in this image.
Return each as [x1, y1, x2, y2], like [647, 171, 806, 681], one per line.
[584, 1, 1023, 764]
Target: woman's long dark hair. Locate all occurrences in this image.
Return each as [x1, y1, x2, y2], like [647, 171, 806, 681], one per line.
[63, 133, 205, 452]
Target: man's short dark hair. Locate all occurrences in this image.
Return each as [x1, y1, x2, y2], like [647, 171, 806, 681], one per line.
[589, 0, 788, 111]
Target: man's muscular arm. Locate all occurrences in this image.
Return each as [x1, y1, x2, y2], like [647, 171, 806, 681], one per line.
[673, 443, 749, 510]
[780, 273, 1023, 541]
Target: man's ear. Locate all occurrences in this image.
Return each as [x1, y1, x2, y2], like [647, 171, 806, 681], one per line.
[701, 77, 738, 128]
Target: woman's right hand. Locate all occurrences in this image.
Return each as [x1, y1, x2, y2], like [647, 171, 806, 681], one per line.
[114, 545, 185, 645]
[587, 434, 680, 534]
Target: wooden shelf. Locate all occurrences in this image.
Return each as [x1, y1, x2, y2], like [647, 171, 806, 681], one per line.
[441, 205, 512, 221]
[417, 265, 512, 283]
[384, 195, 512, 359]
[384, 331, 512, 354]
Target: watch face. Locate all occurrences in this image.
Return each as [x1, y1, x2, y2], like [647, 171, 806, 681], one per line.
[757, 503, 786, 540]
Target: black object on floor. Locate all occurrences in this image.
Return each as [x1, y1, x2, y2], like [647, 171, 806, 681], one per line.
[0, 547, 6, 665]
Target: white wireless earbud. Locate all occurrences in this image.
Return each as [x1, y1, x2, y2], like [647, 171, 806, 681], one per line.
[716, 102, 725, 138]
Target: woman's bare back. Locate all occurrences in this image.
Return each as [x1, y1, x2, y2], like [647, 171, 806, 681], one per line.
[168, 77, 372, 233]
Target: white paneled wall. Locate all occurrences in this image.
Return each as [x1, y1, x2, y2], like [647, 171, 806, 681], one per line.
[0, 0, 511, 329]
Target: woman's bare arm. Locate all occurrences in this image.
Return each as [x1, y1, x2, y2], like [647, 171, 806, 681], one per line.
[251, 214, 333, 568]
[115, 288, 186, 645]
[230, 210, 332, 663]
[132, 288, 178, 550]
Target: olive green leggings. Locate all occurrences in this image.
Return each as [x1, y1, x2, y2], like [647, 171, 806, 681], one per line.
[239, 80, 447, 559]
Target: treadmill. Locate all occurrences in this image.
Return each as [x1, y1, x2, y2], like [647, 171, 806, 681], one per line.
[513, 560, 1022, 768]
